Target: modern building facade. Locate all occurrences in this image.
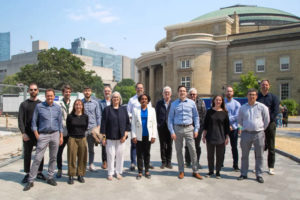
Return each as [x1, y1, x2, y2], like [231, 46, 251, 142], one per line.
[70, 37, 122, 82]
[0, 32, 10, 62]
[135, 5, 300, 104]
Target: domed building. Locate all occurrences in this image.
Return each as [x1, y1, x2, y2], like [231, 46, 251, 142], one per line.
[136, 5, 300, 104]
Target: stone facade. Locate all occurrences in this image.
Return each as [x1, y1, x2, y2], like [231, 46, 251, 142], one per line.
[136, 10, 300, 105]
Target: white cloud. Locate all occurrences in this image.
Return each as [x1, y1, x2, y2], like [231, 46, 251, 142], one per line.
[67, 3, 119, 24]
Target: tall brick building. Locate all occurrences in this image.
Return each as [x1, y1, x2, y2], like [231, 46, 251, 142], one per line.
[135, 5, 300, 104]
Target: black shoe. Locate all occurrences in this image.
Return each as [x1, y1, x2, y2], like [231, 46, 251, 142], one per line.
[78, 176, 85, 183]
[23, 182, 34, 191]
[166, 163, 173, 169]
[237, 175, 248, 180]
[136, 174, 142, 180]
[47, 178, 57, 186]
[233, 166, 240, 172]
[216, 172, 221, 179]
[145, 173, 151, 179]
[160, 163, 166, 169]
[149, 164, 154, 169]
[22, 174, 29, 183]
[256, 176, 264, 183]
[37, 173, 46, 181]
[205, 172, 214, 178]
[68, 176, 74, 185]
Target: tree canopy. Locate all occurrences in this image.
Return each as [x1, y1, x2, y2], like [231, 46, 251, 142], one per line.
[113, 78, 136, 104]
[5, 48, 104, 98]
[233, 71, 259, 97]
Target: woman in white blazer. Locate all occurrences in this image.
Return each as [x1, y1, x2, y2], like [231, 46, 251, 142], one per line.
[131, 94, 158, 180]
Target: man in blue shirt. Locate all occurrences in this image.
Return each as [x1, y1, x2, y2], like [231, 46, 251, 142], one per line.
[82, 86, 101, 172]
[24, 88, 63, 191]
[168, 85, 202, 180]
[225, 86, 241, 171]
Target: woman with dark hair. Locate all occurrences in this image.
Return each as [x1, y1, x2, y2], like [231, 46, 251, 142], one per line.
[101, 91, 131, 180]
[131, 94, 158, 180]
[66, 99, 89, 184]
[202, 95, 230, 179]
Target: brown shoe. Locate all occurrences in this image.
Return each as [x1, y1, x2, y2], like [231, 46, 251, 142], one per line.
[193, 173, 203, 180]
[101, 161, 107, 169]
[178, 172, 184, 179]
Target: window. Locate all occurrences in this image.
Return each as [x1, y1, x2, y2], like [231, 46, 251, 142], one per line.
[280, 56, 290, 71]
[181, 60, 190, 69]
[181, 76, 191, 91]
[234, 60, 242, 73]
[256, 58, 265, 72]
[280, 83, 289, 100]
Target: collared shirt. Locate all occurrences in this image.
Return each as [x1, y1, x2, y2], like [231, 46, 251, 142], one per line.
[31, 101, 63, 133]
[257, 92, 280, 123]
[238, 101, 270, 132]
[168, 98, 200, 134]
[127, 94, 152, 118]
[225, 98, 241, 130]
[82, 98, 101, 129]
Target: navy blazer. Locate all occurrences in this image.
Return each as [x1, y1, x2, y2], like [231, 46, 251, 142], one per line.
[98, 99, 108, 117]
[100, 105, 131, 139]
[155, 98, 172, 129]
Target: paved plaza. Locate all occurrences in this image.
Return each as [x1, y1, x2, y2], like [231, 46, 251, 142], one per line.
[0, 136, 299, 200]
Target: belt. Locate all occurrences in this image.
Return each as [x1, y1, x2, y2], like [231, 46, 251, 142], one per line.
[176, 124, 192, 127]
[39, 131, 57, 134]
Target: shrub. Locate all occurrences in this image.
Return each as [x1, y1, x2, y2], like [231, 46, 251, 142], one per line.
[281, 99, 299, 116]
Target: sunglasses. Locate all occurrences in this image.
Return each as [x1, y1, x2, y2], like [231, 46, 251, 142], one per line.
[30, 89, 38, 91]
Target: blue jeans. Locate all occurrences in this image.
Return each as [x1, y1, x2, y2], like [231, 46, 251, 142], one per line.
[130, 140, 137, 165]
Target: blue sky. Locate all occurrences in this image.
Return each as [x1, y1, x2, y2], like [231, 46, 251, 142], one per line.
[1, 0, 299, 58]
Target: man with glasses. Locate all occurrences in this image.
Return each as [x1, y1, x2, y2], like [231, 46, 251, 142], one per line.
[185, 88, 206, 169]
[18, 83, 46, 184]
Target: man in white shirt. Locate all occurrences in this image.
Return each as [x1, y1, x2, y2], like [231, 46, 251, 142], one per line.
[127, 82, 152, 171]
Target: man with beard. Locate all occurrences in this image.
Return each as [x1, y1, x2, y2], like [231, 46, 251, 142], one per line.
[56, 85, 73, 178]
[225, 86, 241, 171]
[24, 88, 63, 191]
[18, 83, 46, 183]
[98, 86, 112, 169]
[82, 87, 101, 171]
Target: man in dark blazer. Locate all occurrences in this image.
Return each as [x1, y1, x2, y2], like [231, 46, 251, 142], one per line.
[155, 86, 173, 169]
[98, 86, 112, 169]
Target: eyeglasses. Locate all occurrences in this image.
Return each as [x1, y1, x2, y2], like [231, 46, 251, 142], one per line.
[190, 93, 197, 96]
[30, 89, 38, 91]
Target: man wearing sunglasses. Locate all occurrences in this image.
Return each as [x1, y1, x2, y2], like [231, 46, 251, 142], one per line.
[18, 83, 46, 184]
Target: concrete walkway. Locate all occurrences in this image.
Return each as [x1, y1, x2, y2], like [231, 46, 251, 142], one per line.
[0, 137, 300, 200]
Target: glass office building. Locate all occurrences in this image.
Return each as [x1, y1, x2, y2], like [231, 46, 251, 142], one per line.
[70, 37, 122, 82]
[0, 32, 10, 61]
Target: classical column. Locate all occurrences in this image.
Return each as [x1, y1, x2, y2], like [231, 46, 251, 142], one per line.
[162, 62, 166, 86]
[149, 65, 155, 103]
[141, 68, 146, 86]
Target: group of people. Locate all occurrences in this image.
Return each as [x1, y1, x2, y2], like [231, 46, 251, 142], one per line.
[19, 79, 279, 191]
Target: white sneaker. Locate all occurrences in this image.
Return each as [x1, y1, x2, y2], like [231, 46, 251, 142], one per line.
[269, 168, 275, 175]
[89, 163, 96, 172]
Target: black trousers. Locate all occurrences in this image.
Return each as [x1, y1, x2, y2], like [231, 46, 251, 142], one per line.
[229, 129, 239, 168]
[206, 142, 225, 173]
[136, 136, 151, 173]
[265, 122, 276, 168]
[185, 130, 202, 164]
[158, 126, 172, 165]
[102, 145, 107, 162]
[57, 136, 68, 170]
[23, 139, 44, 173]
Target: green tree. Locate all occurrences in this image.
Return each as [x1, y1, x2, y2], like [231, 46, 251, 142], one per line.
[1, 74, 22, 94]
[11, 48, 104, 98]
[113, 79, 136, 104]
[281, 99, 299, 115]
[233, 71, 259, 97]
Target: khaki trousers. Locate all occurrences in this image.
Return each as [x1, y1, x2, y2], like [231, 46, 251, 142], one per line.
[67, 137, 87, 176]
